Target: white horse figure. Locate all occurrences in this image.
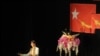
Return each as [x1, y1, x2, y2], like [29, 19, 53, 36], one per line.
[56, 32, 80, 56]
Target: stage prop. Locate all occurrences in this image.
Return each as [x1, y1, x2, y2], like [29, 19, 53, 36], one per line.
[56, 31, 80, 56]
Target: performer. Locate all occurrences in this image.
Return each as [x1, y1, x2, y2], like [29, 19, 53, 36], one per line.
[57, 31, 80, 56]
[66, 32, 79, 41]
[18, 40, 39, 56]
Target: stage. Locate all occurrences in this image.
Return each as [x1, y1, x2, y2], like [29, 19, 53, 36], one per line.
[2, 1, 100, 56]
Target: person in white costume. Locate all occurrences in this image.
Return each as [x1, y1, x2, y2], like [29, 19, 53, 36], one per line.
[18, 40, 39, 56]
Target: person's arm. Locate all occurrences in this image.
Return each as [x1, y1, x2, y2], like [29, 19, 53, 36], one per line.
[18, 53, 28, 56]
[27, 48, 32, 56]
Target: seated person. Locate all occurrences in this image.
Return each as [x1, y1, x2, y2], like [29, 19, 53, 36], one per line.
[18, 40, 39, 56]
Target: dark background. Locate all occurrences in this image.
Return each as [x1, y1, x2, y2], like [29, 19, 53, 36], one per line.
[2, 1, 100, 56]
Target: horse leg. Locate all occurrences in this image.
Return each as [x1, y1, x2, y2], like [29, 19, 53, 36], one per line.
[68, 49, 71, 56]
[60, 48, 62, 56]
[63, 48, 67, 56]
[67, 42, 72, 56]
[75, 46, 79, 56]
[65, 49, 68, 56]
[72, 46, 75, 51]
[67, 46, 71, 56]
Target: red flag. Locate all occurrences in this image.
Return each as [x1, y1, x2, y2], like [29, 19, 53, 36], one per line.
[92, 14, 100, 29]
[70, 3, 96, 33]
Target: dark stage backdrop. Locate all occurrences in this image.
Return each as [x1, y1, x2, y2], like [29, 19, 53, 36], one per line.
[2, 1, 100, 56]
